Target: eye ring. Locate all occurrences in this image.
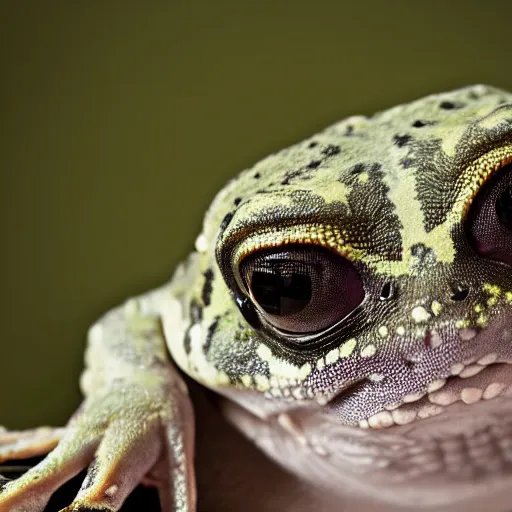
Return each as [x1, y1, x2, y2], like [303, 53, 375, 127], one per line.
[238, 245, 365, 335]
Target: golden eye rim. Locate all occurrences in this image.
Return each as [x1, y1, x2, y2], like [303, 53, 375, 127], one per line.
[456, 144, 512, 221]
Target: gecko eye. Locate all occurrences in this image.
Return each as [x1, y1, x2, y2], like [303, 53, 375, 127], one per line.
[239, 245, 364, 334]
[466, 164, 512, 266]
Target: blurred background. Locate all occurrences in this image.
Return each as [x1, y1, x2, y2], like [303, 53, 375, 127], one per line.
[1, 1, 512, 429]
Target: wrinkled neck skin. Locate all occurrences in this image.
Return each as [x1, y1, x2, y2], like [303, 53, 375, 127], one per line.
[218, 322, 512, 512]
[221, 396, 512, 511]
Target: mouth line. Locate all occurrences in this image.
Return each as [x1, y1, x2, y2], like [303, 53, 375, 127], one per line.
[351, 360, 512, 429]
[358, 362, 512, 429]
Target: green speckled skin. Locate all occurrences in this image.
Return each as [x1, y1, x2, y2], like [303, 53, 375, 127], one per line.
[170, 85, 512, 423]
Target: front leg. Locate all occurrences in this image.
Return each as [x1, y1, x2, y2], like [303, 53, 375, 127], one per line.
[0, 290, 196, 512]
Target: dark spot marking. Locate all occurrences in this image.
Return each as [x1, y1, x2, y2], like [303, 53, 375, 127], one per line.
[400, 158, 414, 169]
[307, 160, 321, 169]
[412, 119, 436, 128]
[219, 212, 234, 234]
[350, 162, 382, 176]
[190, 299, 203, 323]
[344, 125, 354, 136]
[281, 167, 312, 186]
[369, 162, 382, 174]
[408, 244, 438, 275]
[403, 358, 415, 370]
[234, 197, 242, 206]
[440, 101, 455, 110]
[185, 299, 204, 355]
[202, 268, 214, 306]
[308, 141, 318, 148]
[184, 327, 192, 355]
[349, 163, 365, 175]
[321, 144, 341, 157]
[440, 101, 464, 110]
[393, 134, 412, 147]
[281, 169, 301, 186]
[203, 316, 220, 354]
[411, 244, 428, 257]
[410, 243, 436, 262]
[253, 172, 261, 179]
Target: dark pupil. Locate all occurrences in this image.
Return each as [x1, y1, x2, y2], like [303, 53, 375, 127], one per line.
[496, 186, 512, 229]
[251, 271, 312, 316]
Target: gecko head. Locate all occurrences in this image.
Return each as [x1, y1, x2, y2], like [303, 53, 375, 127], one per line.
[216, 126, 512, 428]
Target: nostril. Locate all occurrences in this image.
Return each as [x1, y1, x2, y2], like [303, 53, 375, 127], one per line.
[450, 285, 469, 302]
[379, 281, 396, 301]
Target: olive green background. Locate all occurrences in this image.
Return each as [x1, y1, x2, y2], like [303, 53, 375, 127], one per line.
[2, 1, 512, 429]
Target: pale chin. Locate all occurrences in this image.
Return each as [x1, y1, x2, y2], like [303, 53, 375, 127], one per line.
[221, 393, 512, 511]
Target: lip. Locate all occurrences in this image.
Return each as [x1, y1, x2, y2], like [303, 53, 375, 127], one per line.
[309, 389, 512, 445]
[359, 361, 512, 429]
[322, 316, 512, 426]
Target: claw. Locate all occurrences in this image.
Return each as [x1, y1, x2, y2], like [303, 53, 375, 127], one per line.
[61, 417, 161, 510]
[59, 507, 113, 512]
[0, 474, 11, 490]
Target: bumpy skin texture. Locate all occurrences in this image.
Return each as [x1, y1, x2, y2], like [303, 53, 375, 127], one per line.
[2, 85, 512, 511]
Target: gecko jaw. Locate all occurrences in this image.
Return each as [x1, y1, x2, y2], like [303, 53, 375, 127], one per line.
[358, 360, 512, 429]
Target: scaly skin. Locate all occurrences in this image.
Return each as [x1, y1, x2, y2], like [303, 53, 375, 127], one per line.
[2, 84, 512, 511]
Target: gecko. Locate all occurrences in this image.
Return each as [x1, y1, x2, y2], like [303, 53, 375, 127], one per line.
[1, 84, 512, 511]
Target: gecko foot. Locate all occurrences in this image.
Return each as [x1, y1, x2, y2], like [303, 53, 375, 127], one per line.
[0, 382, 196, 511]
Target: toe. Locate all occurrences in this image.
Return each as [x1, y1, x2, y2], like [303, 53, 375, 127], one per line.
[63, 416, 161, 510]
[0, 427, 100, 511]
[0, 426, 65, 463]
[153, 405, 196, 512]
